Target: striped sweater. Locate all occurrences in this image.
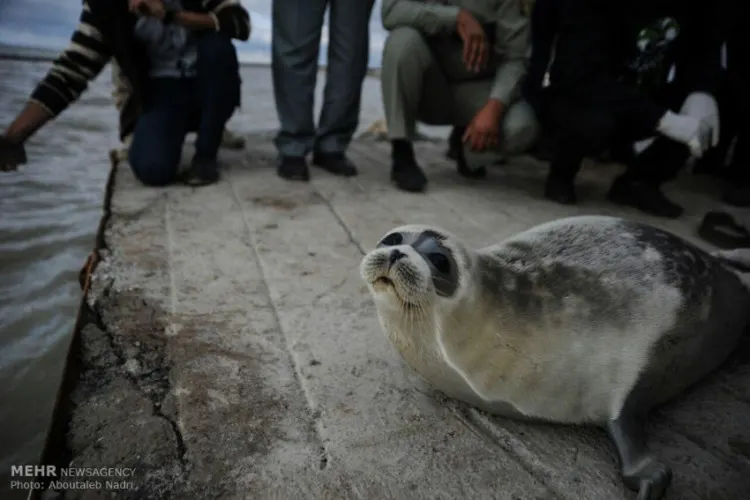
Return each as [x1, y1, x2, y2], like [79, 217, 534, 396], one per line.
[29, 0, 250, 137]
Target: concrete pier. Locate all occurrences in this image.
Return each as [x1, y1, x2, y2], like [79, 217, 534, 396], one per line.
[41, 134, 750, 499]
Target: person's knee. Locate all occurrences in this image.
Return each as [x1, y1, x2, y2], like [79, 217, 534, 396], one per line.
[503, 104, 542, 155]
[197, 32, 239, 73]
[128, 138, 180, 187]
[382, 27, 430, 70]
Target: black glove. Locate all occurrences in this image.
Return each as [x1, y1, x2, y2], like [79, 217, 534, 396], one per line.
[0, 135, 27, 171]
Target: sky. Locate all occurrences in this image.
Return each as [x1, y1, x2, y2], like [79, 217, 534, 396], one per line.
[0, 0, 387, 67]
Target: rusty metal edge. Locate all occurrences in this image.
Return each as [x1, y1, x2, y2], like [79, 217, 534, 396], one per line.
[26, 149, 120, 500]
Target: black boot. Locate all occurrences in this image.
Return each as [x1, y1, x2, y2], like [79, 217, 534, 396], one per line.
[544, 174, 577, 204]
[391, 140, 427, 192]
[312, 151, 358, 176]
[183, 156, 220, 186]
[277, 155, 310, 181]
[607, 176, 683, 218]
[446, 126, 462, 160]
[544, 150, 582, 204]
[450, 126, 487, 179]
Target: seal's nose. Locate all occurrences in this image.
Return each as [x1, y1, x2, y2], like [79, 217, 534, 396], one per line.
[388, 248, 406, 268]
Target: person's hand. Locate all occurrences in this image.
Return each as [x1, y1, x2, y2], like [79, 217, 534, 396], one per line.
[680, 92, 720, 148]
[129, 0, 165, 19]
[463, 100, 503, 151]
[0, 136, 27, 172]
[129, 0, 147, 14]
[656, 110, 713, 158]
[456, 8, 488, 73]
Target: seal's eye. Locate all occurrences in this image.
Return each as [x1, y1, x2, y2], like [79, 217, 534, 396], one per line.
[427, 253, 450, 274]
[380, 232, 403, 247]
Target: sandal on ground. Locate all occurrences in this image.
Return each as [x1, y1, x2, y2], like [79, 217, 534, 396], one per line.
[697, 211, 750, 249]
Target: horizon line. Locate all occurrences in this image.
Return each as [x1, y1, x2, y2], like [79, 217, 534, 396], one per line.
[0, 43, 383, 71]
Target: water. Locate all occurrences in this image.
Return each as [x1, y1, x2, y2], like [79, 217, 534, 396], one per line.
[0, 59, 117, 490]
[0, 58, 446, 493]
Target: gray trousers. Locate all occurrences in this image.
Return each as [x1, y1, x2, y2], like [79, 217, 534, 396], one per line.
[271, 0, 375, 157]
[381, 27, 539, 157]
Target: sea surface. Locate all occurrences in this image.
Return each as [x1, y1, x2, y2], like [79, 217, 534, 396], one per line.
[0, 58, 445, 496]
[0, 59, 117, 495]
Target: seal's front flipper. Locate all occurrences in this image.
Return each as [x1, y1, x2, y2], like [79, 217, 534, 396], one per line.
[606, 414, 672, 500]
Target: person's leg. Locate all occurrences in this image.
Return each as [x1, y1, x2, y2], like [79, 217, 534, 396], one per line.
[535, 97, 617, 204]
[128, 78, 192, 187]
[719, 13, 750, 205]
[381, 27, 454, 192]
[446, 126, 462, 160]
[220, 128, 246, 150]
[271, 0, 328, 181]
[721, 126, 750, 206]
[544, 139, 587, 204]
[608, 137, 689, 218]
[606, 83, 693, 218]
[500, 99, 541, 156]
[188, 31, 242, 185]
[313, 0, 376, 176]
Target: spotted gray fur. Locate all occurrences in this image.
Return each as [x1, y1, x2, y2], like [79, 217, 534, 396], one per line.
[361, 216, 750, 499]
[360, 216, 750, 421]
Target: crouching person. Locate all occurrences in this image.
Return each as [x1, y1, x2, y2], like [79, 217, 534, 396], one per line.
[380, 0, 539, 193]
[128, 0, 248, 186]
[0, 0, 250, 187]
[533, 0, 723, 218]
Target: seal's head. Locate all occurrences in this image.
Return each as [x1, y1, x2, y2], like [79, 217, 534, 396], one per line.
[360, 225, 473, 316]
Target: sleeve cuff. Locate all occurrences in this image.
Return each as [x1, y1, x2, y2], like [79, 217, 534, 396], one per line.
[490, 79, 516, 106]
[433, 5, 461, 30]
[28, 98, 55, 118]
[208, 12, 220, 31]
[29, 82, 69, 117]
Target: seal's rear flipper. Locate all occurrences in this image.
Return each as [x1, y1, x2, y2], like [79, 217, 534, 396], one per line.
[607, 411, 672, 500]
[712, 248, 750, 272]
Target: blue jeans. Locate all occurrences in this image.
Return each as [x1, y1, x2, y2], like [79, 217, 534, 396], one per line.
[129, 32, 241, 186]
[271, 0, 375, 157]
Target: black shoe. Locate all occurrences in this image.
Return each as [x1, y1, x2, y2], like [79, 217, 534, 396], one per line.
[183, 157, 220, 186]
[607, 176, 683, 218]
[391, 139, 427, 192]
[456, 152, 487, 180]
[449, 126, 486, 179]
[391, 159, 428, 192]
[446, 126, 463, 160]
[544, 176, 577, 204]
[312, 151, 357, 177]
[277, 155, 310, 181]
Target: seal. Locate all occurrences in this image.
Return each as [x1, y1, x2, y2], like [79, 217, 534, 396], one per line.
[359, 215, 750, 500]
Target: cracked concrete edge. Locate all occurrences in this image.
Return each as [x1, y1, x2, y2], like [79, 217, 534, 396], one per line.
[32, 151, 196, 500]
[28, 149, 120, 500]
